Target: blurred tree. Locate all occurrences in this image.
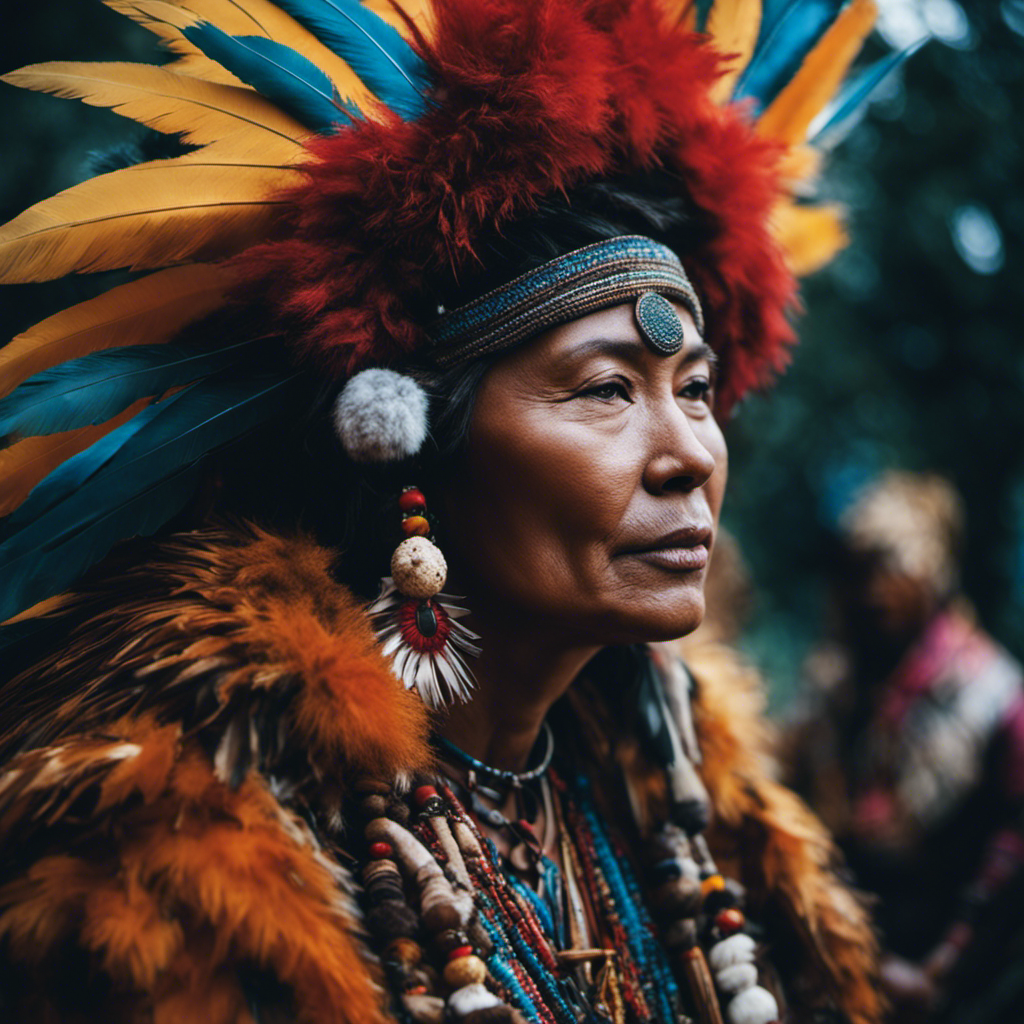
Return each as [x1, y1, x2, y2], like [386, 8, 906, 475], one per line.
[726, 0, 1024, 705]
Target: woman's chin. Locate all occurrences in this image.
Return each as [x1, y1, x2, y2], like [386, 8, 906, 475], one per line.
[592, 594, 706, 645]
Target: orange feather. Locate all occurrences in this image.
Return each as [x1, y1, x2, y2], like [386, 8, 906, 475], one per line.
[758, 0, 878, 144]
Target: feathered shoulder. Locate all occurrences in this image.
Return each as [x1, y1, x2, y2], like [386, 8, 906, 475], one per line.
[685, 641, 883, 1024]
[0, 523, 431, 1024]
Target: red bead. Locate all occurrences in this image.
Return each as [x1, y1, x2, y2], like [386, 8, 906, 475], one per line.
[401, 515, 430, 537]
[368, 841, 393, 859]
[447, 945, 474, 961]
[715, 908, 745, 935]
[399, 488, 427, 513]
[413, 785, 438, 808]
[406, 984, 428, 995]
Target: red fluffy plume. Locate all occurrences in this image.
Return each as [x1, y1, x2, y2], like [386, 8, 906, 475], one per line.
[231, 0, 797, 414]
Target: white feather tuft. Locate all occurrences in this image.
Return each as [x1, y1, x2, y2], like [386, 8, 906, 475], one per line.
[332, 368, 428, 463]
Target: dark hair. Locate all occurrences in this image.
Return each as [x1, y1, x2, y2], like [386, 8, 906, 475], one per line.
[215, 172, 702, 594]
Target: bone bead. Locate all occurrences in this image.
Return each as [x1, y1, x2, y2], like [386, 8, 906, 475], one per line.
[708, 933, 756, 972]
[726, 985, 779, 1024]
[716, 962, 758, 995]
[391, 537, 447, 598]
[443, 954, 487, 988]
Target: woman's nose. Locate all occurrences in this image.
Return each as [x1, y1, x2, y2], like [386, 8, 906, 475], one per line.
[641, 404, 717, 494]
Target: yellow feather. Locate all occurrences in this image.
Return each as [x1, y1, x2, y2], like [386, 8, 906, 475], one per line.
[167, 0, 378, 109]
[0, 148, 305, 284]
[105, 0, 248, 87]
[0, 400, 152, 518]
[0, 264, 235, 400]
[758, 0, 877, 144]
[707, 0, 763, 105]
[772, 201, 848, 276]
[1, 62, 311, 155]
[362, 0, 436, 40]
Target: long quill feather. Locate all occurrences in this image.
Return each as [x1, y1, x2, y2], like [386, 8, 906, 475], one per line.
[0, 149, 303, 284]
[757, 0, 876, 144]
[179, 23, 355, 130]
[0, 401, 153, 518]
[734, 0, 844, 109]
[273, 0, 430, 119]
[0, 374, 308, 620]
[169, 0, 379, 108]
[0, 264, 234, 400]
[0, 339, 261, 440]
[1, 62, 310, 154]
[808, 42, 920, 145]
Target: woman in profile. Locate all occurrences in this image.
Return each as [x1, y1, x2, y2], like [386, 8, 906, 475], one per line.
[0, 1, 887, 1022]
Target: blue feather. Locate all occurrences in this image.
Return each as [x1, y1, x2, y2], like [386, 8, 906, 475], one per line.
[695, 0, 714, 32]
[272, 0, 430, 120]
[0, 374, 308, 620]
[733, 0, 844, 109]
[0, 339, 261, 441]
[809, 43, 922, 145]
[181, 23, 356, 130]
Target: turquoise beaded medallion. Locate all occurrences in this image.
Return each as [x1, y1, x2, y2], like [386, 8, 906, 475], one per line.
[635, 291, 686, 355]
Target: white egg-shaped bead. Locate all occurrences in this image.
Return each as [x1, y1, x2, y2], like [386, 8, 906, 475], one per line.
[727, 984, 779, 1024]
[447, 983, 501, 1017]
[708, 933, 756, 972]
[391, 536, 447, 598]
[716, 962, 758, 995]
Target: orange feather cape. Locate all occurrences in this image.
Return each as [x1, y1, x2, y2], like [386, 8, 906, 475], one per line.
[0, 525, 879, 1023]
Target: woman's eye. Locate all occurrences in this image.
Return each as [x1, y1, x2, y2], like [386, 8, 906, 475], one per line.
[578, 380, 631, 402]
[679, 377, 712, 403]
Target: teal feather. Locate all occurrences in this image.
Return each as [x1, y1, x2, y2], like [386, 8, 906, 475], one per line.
[809, 43, 922, 145]
[272, 0, 430, 120]
[695, 0, 714, 32]
[180, 23, 356, 130]
[0, 374, 307, 621]
[733, 0, 844, 108]
[0, 340, 261, 441]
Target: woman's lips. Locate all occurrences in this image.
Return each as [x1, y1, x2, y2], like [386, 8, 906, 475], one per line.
[617, 526, 712, 572]
[628, 545, 709, 571]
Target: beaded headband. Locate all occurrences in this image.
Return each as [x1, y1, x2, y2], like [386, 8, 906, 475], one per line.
[425, 235, 704, 366]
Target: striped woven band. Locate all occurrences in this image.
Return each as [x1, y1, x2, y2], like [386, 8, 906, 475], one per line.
[425, 235, 703, 366]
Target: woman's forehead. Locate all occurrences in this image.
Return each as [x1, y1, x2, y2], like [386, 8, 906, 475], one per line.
[535, 301, 708, 366]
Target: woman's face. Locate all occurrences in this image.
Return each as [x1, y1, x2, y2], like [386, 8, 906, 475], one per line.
[442, 300, 727, 644]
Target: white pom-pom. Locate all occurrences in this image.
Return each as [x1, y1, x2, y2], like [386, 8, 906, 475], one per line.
[447, 983, 501, 1016]
[716, 962, 758, 995]
[726, 985, 779, 1024]
[333, 368, 428, 462]
[708, 934, 756, 972]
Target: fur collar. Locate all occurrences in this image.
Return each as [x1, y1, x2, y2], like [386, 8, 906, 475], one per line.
[0, 523, 879, 1023]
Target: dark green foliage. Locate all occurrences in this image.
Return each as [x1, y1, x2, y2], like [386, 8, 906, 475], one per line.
[726, 1, 1024, 704]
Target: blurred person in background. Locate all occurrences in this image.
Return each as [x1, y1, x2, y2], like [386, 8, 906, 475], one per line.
[786, 470, 1024, 1022]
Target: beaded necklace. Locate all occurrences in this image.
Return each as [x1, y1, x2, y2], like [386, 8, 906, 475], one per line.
[351, 681, 783, 1024]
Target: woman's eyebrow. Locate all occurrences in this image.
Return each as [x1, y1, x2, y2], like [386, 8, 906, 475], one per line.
[562, 336, 718, 367]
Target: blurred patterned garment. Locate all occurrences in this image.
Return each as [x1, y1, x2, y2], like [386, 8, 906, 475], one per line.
[787, 473, 1024, 1023]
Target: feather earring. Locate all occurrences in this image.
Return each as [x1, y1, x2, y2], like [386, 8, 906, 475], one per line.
[367, 486, 479, 710]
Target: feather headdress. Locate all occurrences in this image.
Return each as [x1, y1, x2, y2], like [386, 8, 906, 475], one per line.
[0, 0, 902, 621]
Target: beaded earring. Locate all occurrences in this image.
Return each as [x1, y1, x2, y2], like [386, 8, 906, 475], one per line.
[369, 485, 480, 709]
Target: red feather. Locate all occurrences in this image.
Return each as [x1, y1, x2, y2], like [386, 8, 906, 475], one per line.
[230, 0, 797, 414]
